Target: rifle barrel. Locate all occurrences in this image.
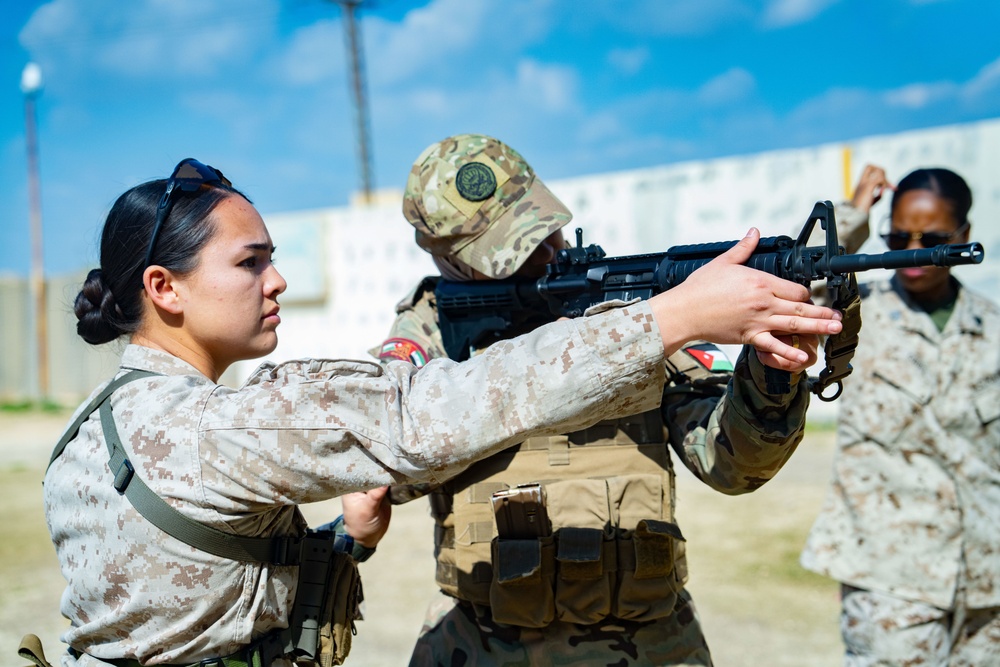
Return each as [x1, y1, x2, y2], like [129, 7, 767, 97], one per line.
[826, 242, 983, 274]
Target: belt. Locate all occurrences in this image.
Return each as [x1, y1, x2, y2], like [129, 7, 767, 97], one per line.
[69, 630, 286, 667]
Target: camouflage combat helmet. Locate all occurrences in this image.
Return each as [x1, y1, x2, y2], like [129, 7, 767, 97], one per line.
[402, 133, 572, 279]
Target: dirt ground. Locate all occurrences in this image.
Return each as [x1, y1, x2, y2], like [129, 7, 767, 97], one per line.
[2, 410, 842, 667]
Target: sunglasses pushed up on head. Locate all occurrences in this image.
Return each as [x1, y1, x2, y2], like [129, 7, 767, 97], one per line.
[144, 158, 231, 268]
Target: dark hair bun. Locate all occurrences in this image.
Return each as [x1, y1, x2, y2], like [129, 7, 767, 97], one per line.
[74, 268, 127, 345]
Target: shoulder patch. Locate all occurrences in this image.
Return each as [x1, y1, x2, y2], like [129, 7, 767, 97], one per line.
[378, 338, 429, 368]
[684, 343, 734, 372]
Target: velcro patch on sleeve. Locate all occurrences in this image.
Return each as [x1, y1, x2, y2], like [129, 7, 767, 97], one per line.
[684, 343, 734, 372]
[378, 338, 429, 368]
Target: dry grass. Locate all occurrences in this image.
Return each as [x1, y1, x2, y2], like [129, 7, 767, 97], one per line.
[2, 412, 842, 667]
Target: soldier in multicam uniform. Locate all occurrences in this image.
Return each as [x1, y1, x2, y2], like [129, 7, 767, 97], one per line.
[801, 165, 1000, 666]
[33, 158, 840, 667]
[373, 134, 829, 667]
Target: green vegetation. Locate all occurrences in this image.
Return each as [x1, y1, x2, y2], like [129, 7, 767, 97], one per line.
[804, 418, 837, 434]
[0, 399, 67, 414]
[736, 527, 832, 586]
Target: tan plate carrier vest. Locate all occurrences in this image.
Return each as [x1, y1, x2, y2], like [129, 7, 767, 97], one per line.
[429, 410, 687, 628]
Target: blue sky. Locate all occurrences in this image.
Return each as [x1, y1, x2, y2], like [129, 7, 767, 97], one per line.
[2, 0, 998, 277]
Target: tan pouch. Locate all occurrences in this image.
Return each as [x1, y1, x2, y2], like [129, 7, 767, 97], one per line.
[17, 634, 54, 667]
[614, 519, 684, 620]
[447, 483, 501, 606]
[489, 536, 556, 628]
[318, 551, 362, 667]
[609, 474, 684, 621]
[554, 527, 616, 624]
[547, 477, 615, 625]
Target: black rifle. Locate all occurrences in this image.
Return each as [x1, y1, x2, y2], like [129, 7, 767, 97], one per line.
[435, 201, 984, 401]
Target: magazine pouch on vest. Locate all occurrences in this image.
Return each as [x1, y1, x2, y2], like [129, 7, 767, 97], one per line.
[433, 412, 687, 628]
[488, 483, 556, 627]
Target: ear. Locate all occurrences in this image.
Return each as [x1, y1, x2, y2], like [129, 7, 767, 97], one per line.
[142, 265, 184, 315]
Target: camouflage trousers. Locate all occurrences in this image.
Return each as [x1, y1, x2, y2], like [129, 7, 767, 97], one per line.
[841, 585, 1000, 667]
[407, 588, 712, 667]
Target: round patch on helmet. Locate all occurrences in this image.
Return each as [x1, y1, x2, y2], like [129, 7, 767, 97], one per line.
[455, 162, 497, 202]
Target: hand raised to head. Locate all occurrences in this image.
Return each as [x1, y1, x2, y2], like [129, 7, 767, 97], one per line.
[851, 164, 895, 214]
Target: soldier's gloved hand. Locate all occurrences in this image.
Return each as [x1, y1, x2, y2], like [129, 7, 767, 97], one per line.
[342, 485, 391, 549]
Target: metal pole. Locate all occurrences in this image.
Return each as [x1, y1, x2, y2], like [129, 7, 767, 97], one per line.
[23, 65, 48, 400]
[339, 0, 374, 203]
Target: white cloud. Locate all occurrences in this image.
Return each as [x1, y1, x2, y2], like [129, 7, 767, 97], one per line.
[578, 112, 625, 144]
[961, 56, 1000, 104]
[20, 0, 80, 43]
[883, 82, 956, 109]
[343, 0, 582, 149]
[559, 0, 841, 35]
[591, 133, 701, 166]
[607, 47, 650, 76]
[269, 19, 343, 87]
[762, 0, 841, 28]
[570, 66, 759, 137]
[879, 57, 1000, 112]
[594, 0, 753, 36]
[405, 89, 453, 116]
[787, 86, 878, 124]
[515, 59, 579, 114]
[364, 0, 553, 87]
[20, 0, 278, 79]
[176, 90, 273, 148]
[378, 56, 581, 129]
[697, 68, 757, 106]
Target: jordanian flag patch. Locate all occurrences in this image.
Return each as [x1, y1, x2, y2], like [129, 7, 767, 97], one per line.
[378, 338, 429, 368]
[684, 343, 734, 372]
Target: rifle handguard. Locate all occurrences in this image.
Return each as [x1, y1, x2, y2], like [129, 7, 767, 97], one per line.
[435, 201, 985, 401]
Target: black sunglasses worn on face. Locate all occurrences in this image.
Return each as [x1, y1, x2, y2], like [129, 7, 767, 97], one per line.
[144, 158, 232, 268]
[880, 221, 970, 251]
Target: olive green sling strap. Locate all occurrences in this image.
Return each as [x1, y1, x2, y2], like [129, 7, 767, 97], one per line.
[48, 370, 300, 565]
[35, 370, 362, 666]
[48, 371, 156, 468]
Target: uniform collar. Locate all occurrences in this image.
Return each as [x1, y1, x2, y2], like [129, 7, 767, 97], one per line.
[950, 283, 987, 336]
[885, 275, 984, 337]
[120, 344, 211, 379]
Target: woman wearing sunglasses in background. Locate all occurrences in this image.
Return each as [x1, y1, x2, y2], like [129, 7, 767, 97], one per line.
[801, 165, 1000, 666]
[31, 158, 841, 667]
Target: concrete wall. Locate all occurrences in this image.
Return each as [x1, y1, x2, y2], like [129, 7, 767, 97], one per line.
[0, 272, 121, 404]
[5, 117, 998, 404]
[233, 118, 1000, 383]
[0, 277, 32, 401]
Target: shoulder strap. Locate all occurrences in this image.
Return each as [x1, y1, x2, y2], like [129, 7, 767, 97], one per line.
[49, 370, 160, 470]
[51, 369, 299, 565]
[99, 399, 300, 565]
